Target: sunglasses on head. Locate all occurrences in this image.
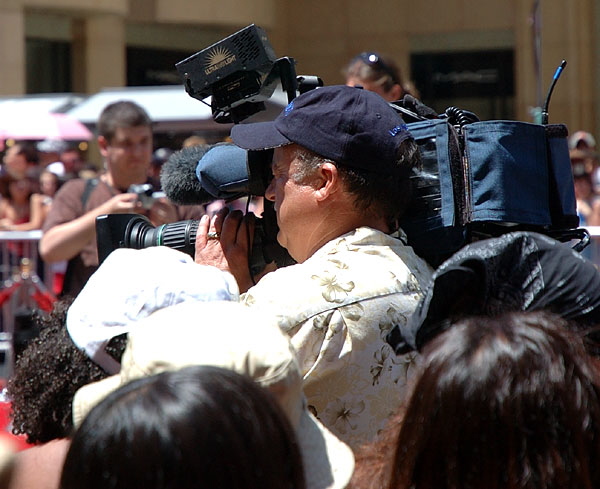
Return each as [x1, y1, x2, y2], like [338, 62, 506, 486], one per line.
[357, 52, 399, 85]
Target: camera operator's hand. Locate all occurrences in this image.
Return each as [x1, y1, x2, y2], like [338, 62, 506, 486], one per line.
[148, 197, 178, 226]
[195, 207, 255, 293]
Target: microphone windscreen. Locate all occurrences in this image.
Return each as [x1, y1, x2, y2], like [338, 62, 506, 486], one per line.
[196, 144, 250, 199]
[161, 145, 215, 205]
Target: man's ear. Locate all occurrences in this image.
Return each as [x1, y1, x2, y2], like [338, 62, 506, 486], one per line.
[315, 162, 339, 201]
[97, 136, 109, 158]
[389, 83, 404, 102]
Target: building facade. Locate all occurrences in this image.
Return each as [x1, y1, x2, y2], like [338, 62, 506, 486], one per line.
[0, 0, 598, 135]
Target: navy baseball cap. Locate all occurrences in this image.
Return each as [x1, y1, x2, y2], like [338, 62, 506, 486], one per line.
[230, 85, 412, 173]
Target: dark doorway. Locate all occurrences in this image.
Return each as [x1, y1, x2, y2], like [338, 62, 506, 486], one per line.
[411, 50, 514, 120]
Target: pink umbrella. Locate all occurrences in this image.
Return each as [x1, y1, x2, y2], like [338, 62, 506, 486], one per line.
[0, 111, 92, 141]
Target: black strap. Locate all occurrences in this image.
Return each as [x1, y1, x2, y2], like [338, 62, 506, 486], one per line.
[81, 178, 99, 210]
[60, 178, 100, 297]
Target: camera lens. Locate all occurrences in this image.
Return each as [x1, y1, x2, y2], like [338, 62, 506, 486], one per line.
[97, 211, 294, 272]
[125, 218, 198, 257]
[158, 220, 199, 256]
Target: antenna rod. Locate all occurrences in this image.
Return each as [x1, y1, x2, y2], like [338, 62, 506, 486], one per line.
[541, 60, 567, 125]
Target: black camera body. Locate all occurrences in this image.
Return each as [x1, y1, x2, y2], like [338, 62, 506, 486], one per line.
[128, 183, 165, 210]
[96, 202, 293, 273]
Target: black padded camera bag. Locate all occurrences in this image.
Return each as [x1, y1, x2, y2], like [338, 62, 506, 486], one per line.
[399, 111, 579, 266]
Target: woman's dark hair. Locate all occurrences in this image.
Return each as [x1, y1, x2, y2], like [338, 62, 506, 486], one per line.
[7, 299, 126, 444]
[11, 143, 39, 165]
[0, 174, 35, 200]
[351, 310, 600, 489]
[60, 365, 306, 489]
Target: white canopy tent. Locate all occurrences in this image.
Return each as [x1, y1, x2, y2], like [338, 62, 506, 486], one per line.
[0, 85, 290, 148]
[0, 94, 91, 149]
[66, 85, 220, 133]
[0, 93, 86, 115]
[66, 85, 290, 134]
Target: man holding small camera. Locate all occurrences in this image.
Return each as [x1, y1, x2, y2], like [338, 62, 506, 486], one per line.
[195, 85, 433, 449]
[40, 101, 201, 297]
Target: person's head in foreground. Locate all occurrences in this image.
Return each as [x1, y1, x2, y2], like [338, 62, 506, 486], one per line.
[343, 52, 416, 102]
[71, 301, 355, 489]
[352, 310, 600, 489]
[7, 247, 238, 444]
[230, 85, 420, 264]
[60, 365, 305, 489]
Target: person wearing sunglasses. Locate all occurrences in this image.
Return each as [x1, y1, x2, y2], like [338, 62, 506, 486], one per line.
[343, 51, 418, 102]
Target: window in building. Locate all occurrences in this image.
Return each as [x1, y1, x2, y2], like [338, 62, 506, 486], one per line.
[26, 38, 72, 94]
[127, 47, 193, 86]
[411, 50, 514, 121]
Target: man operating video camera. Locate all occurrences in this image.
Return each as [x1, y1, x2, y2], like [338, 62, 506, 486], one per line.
[194, 85, 433, 449]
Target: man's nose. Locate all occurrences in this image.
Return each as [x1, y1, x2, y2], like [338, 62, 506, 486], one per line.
[264, 181, 275, 202]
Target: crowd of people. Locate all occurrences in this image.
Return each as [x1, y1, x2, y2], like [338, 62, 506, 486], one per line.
[0, 50, 597, 489]
[0, 104, 207, 297]
[0, 142, 72, 233]
[571, 130, 600, 225]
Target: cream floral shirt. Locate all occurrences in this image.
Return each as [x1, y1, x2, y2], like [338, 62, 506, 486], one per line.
[241, 226, 433, 449]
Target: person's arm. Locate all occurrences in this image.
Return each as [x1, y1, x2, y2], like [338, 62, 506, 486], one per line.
[4, 194, 46, 232]
[40, 192, 141, 263]
[5, 438, 71, 489]
[0, 201, 13, 230]
[0, 200, 6, 220]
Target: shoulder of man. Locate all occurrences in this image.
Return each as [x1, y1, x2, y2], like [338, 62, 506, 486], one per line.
[42, 178, 98, 232]
[43, 178, 87, 213]
[55, 177, 89, 196]
[243, 243, 429, 317]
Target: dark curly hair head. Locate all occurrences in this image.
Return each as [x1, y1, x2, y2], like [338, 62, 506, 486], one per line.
[7, 299, 126, 444]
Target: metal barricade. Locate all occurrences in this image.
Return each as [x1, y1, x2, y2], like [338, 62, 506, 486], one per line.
[0, 230, 44, 279]
[0, 231, 55, 378]
[0, 333, 13, 381]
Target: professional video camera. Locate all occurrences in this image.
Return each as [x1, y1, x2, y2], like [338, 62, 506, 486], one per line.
[96, 142, 286, 272]
[96, 24, 587, 271]
[96, 24, 321, 272]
